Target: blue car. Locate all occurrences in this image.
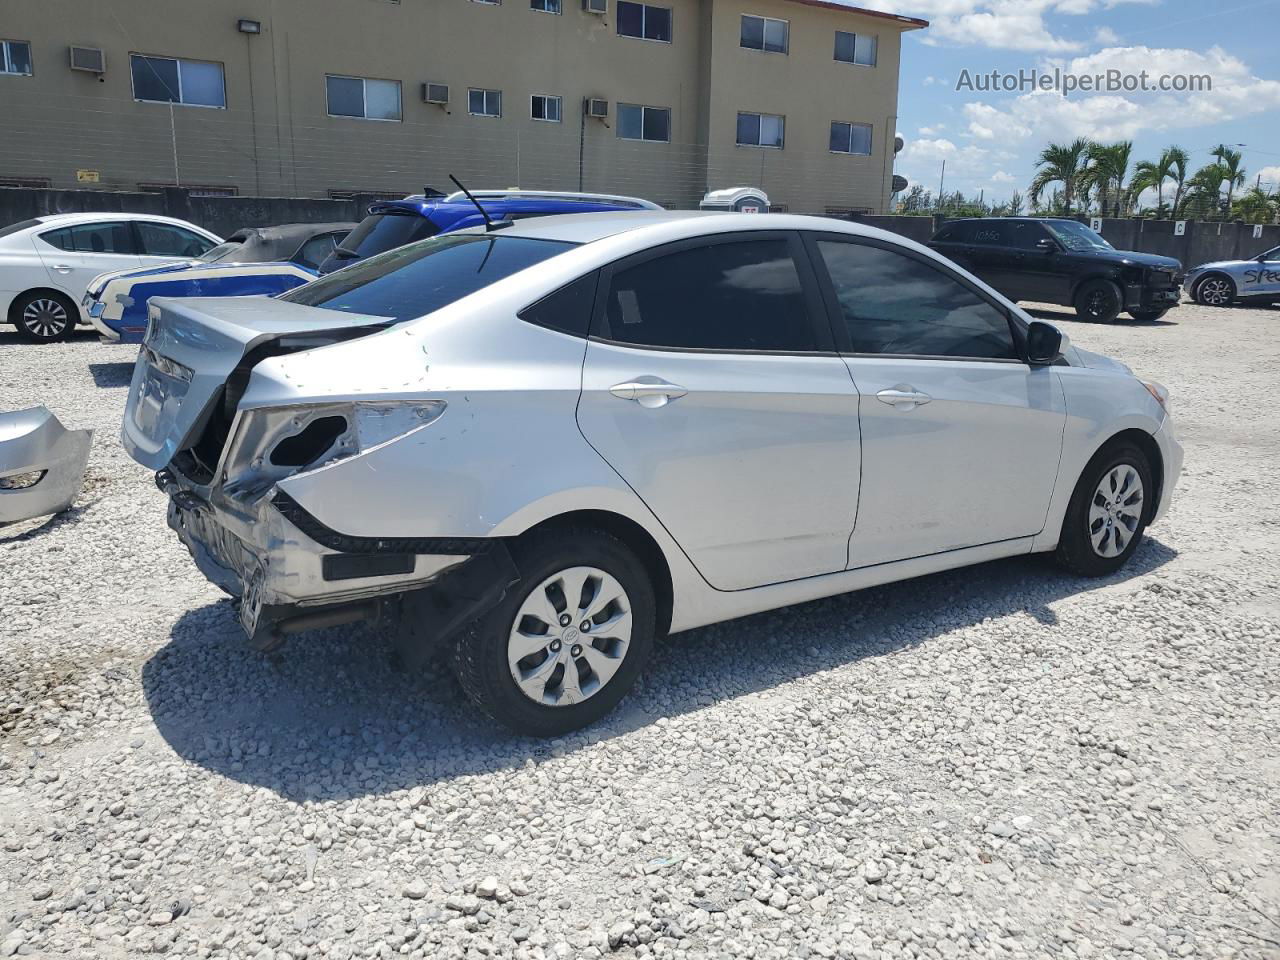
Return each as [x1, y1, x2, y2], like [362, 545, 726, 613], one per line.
[316, 189, 664, 274]
[85, 222, 355, 343]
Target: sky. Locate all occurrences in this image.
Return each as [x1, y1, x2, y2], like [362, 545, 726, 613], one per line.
[857, 0, 1280, 208]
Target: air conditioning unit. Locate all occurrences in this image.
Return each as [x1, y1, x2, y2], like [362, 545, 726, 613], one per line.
[583, 0, 607, 14]
[585, 98, 609, 119]
[422, 82, 449, 105]
[69, 45, 106, 74]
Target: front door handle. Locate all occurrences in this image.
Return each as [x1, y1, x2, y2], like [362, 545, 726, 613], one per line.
[876, 386, 932, 410]
[610, 377, 688, 409]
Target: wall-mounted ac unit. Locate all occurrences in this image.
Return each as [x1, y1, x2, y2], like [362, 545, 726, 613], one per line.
[69, 46, 106, 74]
[583, 0, 607, 14]
[585, 98, 609, 119]
[422, 82, 449, 105]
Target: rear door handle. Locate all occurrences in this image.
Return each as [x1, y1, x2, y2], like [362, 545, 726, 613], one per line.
[876, 386, 932, 410]
[52, 264, 73, 274]
[610, 377, 688, 409]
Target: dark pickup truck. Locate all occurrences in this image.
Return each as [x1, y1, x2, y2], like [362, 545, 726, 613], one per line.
[928, 217, 1182, 323]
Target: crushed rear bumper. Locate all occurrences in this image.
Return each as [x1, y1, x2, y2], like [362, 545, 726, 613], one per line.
[0, 407, 92, 525]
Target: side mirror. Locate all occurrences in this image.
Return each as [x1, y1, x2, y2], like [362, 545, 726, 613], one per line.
[1035, 238, 1057, 253]
[1026, 320, 1067, 364]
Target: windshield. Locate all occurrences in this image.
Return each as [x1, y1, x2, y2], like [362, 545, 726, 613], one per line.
[1044, 220, 1114, 252]
[320, 211, 440, 273]
[1257, 245, 1280, 261]
[281, 233, 577, 323]
[199, 239, 245, 262]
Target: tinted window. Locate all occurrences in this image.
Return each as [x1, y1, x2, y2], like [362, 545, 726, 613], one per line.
[321, 212, 440, 272]
[970, 220, 1045, 248]
[602, 239, 815, 352]
[39, 222, 137, 255]
[282, 234, 576, 323]
[932, 222, 967, 243]
[294, 232, 344, 269]
[1008, 221, 1052, 250]
[137, 222, 213, 257]
[817, 240, 1017, 360]
[519, 272, 598, 337]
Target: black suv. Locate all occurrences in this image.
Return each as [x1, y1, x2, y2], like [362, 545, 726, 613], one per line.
[928, 217, 1182, 322]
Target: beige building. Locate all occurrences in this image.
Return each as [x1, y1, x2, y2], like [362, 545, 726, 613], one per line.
[0, 0, 925, 211]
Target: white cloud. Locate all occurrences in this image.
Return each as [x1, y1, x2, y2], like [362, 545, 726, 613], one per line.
[1094, 25, 1119, 44]
[917, 124, 944, 135]
[1258, 166, 1280, 190]
[990, 170, 1016, 182]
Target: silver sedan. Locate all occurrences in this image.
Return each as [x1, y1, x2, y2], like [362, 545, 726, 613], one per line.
[1183, 244, 1280, 306]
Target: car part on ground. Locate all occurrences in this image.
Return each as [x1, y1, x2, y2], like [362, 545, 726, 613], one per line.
[120, 211, 1183, 735]
[83, 222, 356, 344]
[1182, 244, 1280, 307]
[928, 217, 1183, 323]
[0, 406, 93, 524]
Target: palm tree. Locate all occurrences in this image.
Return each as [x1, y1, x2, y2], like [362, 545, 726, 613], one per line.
[1082, 141, 1134, 217]
[1182, 163, 1229, 219]
[1211, 144, 1247, 217]
[1232, 186, 1278, 224]
[1167, 147, 1190, 217]
[1132, 146, 1184, 217]
[1029, 138, 1090, 216]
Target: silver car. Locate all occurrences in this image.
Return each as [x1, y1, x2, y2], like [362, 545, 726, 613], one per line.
[1183, 244, 1280, 306]
[121, 212, 1182, 735]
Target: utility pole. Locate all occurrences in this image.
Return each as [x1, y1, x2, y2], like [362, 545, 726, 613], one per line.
[937, 160, 945, 209]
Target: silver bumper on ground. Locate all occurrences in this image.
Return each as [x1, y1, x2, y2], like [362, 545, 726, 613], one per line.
[0, 407, 93, 525]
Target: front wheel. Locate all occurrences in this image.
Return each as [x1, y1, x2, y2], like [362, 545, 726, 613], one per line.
[451, 527, 656, 736]
[1127, 308, 1168, 322]
[1056, 441, 1153, 577]
[13, 291, 78, 343]
[1193, 274, 1235, 307]
[1074, 279, 1123, 323]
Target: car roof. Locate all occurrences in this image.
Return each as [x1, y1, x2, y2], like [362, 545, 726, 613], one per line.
[370, 191, 662, 219]
[30, 212, 219, 233]
[942, 216, 1076, 224]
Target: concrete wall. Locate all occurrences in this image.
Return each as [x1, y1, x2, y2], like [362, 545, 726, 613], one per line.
[0, 0, 922, 212]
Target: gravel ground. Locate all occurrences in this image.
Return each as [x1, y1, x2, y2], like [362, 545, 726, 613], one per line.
[2, 300, 1279, 960]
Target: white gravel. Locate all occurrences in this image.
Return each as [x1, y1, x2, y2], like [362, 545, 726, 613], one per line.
[2, 302, 1280, 960]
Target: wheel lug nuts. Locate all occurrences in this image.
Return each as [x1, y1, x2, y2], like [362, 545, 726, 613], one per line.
[549, 639, 562, 652]
[571, 644, 583, 657]
[558, 613, 571, 627]
[580, 620, 591, 633]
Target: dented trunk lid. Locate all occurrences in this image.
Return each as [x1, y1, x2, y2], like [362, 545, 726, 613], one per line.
[121, 296, 390, 471]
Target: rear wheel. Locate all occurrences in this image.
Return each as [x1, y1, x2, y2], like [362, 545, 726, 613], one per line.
[13, 291, 77, 343]
[1074, 279, 1123, 323]
[451, 527, 655, 736]
[1193, 274, 1235, 307]
[1056, 441, 1153, 577]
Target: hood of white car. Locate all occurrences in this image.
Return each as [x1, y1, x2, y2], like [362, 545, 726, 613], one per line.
[1070, 346, 1133, 375]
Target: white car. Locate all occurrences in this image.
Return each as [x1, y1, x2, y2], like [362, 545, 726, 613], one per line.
[121, 212, 1183, 735]
[0, 213, 221, 342]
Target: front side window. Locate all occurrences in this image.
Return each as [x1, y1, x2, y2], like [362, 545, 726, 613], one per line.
[136, 222, 215, 257]
[602, 238, 816, 352]
[282, 234, 577, 323]
[531, 0, 561, 11]
[531, 94, 562, 122]
[816, 239, 1017, 359]
[326, 74, 401, 120]
[39, 222, 137, 255]
[736, 111, 784, 148]
[740, 15, 788, 53]
[131, 55, 225, 107]
[294, 233, 346, 269]
[834, 30, 876, 65]
[617, 104, 670, 142]
[830, 121, 872, 155]
[1, 40, 32, 76]
[617, 1, 672, 42]
[469, 88, 502, 117]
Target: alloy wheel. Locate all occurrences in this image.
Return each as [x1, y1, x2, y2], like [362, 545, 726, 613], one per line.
[1085, 289, 1110, 318]
[1197, 277, 1232, 306]
[22, 298, 70, 339]
[507, 565, 632, 707]
[1088, 464, 1144, 558]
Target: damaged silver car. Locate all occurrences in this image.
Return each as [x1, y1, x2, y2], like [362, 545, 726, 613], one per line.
[1, 407, 92, 525]
[122, 212, 1181, 735]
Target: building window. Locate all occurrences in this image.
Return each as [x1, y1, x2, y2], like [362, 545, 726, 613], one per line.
[531, 0, 561, 11]
[326, 75, 402, 120]
[617, 103, 670, 142]
[830, 121, 873, 155]
[616, 1, 672, 42]
[469, 88, 502, 117]
[736, 111, 784, 148]
[834, 30, 877, 66]
[531, 94, 562, 122]
[0, 176, 49, 188]
[1, 40, 32, 76]
[740, 16, 788, 54]
[131, 55, 226, 107]
[471, 0, 500, 5]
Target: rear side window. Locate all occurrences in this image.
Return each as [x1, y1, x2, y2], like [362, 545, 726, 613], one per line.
[294, 232, 345, 269]
[39, 222, 137, 254]
[333, 212, 440, 262]
[816, 239, 1017, 360]
[281, 233, 577, 323]
[601, 238, 816, 352]
[519, 272, 597, 337]
[136, 222, 214, 257]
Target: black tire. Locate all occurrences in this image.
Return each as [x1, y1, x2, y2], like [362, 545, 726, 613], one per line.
[451, 526, 656, 736]
[1127, 308, 1168, 322]
[1193, 273, 1235, 307]
[1055, 440, 1153, 577]
[1074, 279, 1123, 323]
[12, 290, 78, 343]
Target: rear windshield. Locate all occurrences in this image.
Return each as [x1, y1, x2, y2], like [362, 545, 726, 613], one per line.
[199, 239, 246, 262]
[281, 233, 577, 323]
[321, 211, 440, 271]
